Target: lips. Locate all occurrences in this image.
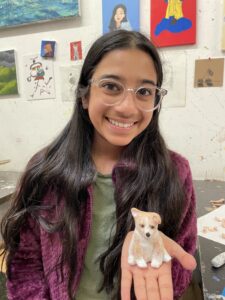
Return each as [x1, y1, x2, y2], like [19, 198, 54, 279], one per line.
[108, 118, 135, 128]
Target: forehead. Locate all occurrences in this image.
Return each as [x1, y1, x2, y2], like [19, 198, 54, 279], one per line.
[136, 215, 155, 224]
[92, 48, 157, 84]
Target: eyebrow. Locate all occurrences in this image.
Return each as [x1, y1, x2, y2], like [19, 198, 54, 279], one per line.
[98, 74, 157, 86]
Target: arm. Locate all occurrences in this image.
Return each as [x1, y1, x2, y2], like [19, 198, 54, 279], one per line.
[7, 215, 50, 300]
[172, 157, 197, 299]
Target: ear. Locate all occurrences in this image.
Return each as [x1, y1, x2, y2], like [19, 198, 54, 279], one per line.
[81, 96, 89, 109]
[131, 207, 140, 218]
[153, 213, 161, 225]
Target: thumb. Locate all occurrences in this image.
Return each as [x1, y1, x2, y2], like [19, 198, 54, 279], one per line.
[160, 232, 197, 271]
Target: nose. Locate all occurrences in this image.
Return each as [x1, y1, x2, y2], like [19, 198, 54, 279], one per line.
[116, 90, 138, 112]
[146, 232, 150, 238]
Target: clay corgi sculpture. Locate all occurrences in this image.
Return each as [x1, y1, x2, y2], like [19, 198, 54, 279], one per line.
[128, 207, 171, 268]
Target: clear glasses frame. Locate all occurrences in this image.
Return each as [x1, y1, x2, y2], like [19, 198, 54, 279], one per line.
[89, 78, 168, 112]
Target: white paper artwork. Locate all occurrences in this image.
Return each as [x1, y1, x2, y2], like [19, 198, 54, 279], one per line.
[60, 65, 81, 102]
[24, 55, 55, 100]
[197, 205, 225, 246]
[161, 51, 187, 108]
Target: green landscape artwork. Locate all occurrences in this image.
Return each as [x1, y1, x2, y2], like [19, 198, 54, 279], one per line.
[0, 50, 18, 96]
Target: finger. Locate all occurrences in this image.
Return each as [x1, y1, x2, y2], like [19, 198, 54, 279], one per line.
[133, 273, 147, 300]
[160, 232, 196, 270]
[121, 269, 132, 300]
[145, 275, 160, 300]
[158, 270, 173, 300]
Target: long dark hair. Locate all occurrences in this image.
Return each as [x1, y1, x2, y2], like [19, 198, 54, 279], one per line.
[109, 4, 128, 31]
[1, 30, 185, 300]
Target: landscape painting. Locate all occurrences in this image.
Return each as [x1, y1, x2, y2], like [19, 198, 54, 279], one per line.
[151, 0, 196, 47]
[0, 0, 80, 28]
[0, 50, 18, 96]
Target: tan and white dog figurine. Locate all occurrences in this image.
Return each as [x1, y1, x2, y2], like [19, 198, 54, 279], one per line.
[128, 208, 171, 268]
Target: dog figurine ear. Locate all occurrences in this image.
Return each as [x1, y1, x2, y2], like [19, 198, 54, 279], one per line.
[131, 207, 140, 218]
[153, 213, 161, 225]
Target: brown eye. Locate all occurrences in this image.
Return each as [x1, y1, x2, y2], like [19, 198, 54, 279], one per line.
[140, 224, 144, 228]
[150, 225, 155, 229]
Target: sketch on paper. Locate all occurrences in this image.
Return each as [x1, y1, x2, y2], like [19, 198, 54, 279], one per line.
[24, 55, 55, 100]
[151, 0, 196, 47]
[194, 58, 224, 88]
[161, 52, 186, 107]
[70, 41, 82, 61]
[0, 0, 80, 28]
[60, 65, 81, 102]
[102, 0, 139, 33]
[41, 41, 56, 58]
[0, 50, 18, 96]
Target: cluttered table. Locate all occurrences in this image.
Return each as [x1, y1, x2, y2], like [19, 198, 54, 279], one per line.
[194, 180, 225, 300]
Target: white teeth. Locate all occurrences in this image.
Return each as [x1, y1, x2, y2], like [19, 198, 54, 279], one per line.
[108, 118, 134, 128]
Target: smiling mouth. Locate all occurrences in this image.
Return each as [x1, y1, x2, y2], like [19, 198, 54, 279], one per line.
[107, 118, 135, 128]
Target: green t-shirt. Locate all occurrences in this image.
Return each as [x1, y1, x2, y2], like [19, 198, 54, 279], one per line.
[75, 173, 116, 300]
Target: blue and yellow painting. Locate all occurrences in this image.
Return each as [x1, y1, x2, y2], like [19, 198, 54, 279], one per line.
[0, 0, 80, 28]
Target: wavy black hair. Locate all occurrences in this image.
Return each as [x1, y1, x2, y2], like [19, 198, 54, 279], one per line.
[1, 30, 184, 300]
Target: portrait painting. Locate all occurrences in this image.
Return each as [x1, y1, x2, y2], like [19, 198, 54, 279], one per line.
[0, 50, 18, 96]
[151, 0, 196, 47]
[41, 41, 56, 58]
[102, 0, 140, 34]
[0, 0, 80, 28]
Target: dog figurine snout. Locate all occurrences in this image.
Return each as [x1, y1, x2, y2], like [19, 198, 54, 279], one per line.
[146, 232, 150, 238]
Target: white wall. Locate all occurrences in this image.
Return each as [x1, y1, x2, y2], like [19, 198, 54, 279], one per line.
[0, 0, 224, 181]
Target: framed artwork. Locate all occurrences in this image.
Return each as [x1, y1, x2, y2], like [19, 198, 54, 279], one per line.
[60, 65, 81, 102]
[41, 41, 56, 58]
[70, 41, 82, 61]
[150, 0, 196, 47]
[194, 58, 224, 88]
[0, 0, 80, 28]
[0, 50, 18, 96]
[23, 54, 55, 100]
[102, 0, 140, 34]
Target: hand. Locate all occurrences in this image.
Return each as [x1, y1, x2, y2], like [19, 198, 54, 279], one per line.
[121, 231, 196, 300]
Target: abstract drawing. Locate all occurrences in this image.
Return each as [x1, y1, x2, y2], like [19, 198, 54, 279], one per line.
[60, 65, 81, 102]
[24, 54, 55, 100]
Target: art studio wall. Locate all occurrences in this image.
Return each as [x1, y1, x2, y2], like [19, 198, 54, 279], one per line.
[0, 0, 225, 181]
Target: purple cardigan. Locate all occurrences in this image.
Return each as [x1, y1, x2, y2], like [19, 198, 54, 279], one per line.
[6, 152, 197, 300]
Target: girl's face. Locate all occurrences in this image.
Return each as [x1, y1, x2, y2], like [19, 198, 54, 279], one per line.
[114, 7, 125, 23]
[82, 48, 157, 155]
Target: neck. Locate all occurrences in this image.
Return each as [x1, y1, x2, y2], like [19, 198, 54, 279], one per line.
[91, 136, 124, 174]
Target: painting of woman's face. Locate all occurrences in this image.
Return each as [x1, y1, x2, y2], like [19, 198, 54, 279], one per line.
[114, 7, 125, 23]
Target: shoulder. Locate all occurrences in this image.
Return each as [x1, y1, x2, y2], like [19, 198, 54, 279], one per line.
[169, 150, 192, 185]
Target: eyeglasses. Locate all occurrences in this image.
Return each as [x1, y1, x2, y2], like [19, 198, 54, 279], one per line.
[89, 78, 167, 112]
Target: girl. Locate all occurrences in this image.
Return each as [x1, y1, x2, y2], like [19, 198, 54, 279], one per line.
[108, 4, 132, 32]
[1, 30, 197, 300]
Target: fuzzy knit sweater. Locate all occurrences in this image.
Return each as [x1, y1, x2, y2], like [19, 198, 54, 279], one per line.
[6, 151, 197, 300]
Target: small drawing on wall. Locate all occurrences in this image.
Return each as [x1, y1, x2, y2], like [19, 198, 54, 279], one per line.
[151, 0, 196, 47]
[60, 65, 81, 102]
[24, 55, 55, 100]
[41, 41, 56, 58]
[161, 51, 186, 107]
[0, 50, 19, 96]
[70, 41, 82, 61]
[194, 58, 224, 88]
[102, 0, 139, 34]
